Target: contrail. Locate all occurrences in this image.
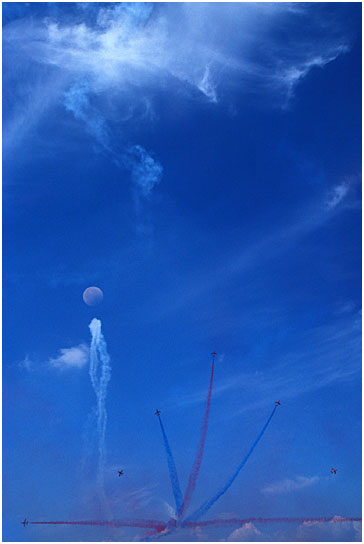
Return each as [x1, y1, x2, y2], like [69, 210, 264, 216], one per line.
[177, 351, 215, 520]
[186, 405, 277, 522]
[89, 318, 111, 493]
[157, 415, 183, 512]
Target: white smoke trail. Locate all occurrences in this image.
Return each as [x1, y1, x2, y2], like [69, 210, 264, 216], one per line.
[89, 318, 111, 491]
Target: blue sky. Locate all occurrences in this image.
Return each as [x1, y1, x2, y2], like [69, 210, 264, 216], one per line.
[3, 2, 362, 542]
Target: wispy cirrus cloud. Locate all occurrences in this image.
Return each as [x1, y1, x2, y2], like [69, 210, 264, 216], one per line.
[126, 145, 163, 200]
[63, 80, 110, 150]
[108, 482, 160, 513]
[62, 80, 162, 204]
[6, 3, 351, 105]
[150, 183, 356, 322]
[262, 475, 320, 495]
[4, 3, 354, 201]
[170, 312, 361, 412]
[324, 175, 362, 212]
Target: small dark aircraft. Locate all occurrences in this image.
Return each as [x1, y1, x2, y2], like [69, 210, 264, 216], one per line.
[21, 519, 28, 527]
[275, 400, 281, 406]
[331, 468, 338, 474]
[155, 409, 161, 416]
[118, 470, 124, 477]
[211, 351, 216, 357]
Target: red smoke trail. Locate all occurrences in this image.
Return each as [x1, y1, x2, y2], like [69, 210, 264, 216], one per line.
[177, 351, 215, 520]
[183, 516, 362, 527]
[29, 516, 361, 539]
[30, 519, 166, 530]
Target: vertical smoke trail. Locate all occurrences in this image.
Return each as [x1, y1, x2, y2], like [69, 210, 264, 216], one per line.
[178, 352, 215, 520]
[89, 318, 111, 491]
[157, 415, 183, 512]
[185, 406, 277, 522]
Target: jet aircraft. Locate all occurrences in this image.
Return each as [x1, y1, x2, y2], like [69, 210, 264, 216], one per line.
[331, 468, 338, 474]
[155, 409, 161, 416]
[118, 470, 124, 477]
[275, 400, 281, 406]
[21, 519, 28, 527]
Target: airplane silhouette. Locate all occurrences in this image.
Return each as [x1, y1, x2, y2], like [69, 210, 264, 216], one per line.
[118, 470, 124, 477]
[331, 468, 338, 474]
[21, 519, 28, 527]
[275, 400, 281, 406]
[155, 409, 161, 416]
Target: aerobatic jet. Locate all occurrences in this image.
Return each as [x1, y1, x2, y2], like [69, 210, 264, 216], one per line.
[211, 351, 216, 356]
[275, 400, 281, 406]
[118, 470, 124, 477]
[155, 409, 161, 416]
[331, 468, 338, 474]
[21, 519, 28, 527]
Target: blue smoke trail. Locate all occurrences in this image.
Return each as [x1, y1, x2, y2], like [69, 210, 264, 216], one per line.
[158, 415, 183, 512]
[185, 406, 277, 522]
[89, 318, 111, 490]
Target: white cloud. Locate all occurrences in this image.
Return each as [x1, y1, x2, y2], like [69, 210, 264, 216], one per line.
[127, 145, 163, 198]
[326, 182, 350, 209]
[4, 3, 352, 144]
[297, 516, 361, 541]
[190, 524, 207, 541]
[262, 475, 320, 495]
[279, 48, 349, 107]
[227, 522, 262, 541]
[62, 80, 162, 203]
[48, 343, 89, 370]
[28, 4, 349, 103]
[197, 65, 217, 103]
[3, 3, 353, 206]
[18, 354, 34, 371]
[63, 80, 110, 149]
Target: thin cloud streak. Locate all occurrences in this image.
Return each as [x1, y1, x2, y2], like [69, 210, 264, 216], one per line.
[262, 475, 320, 495]
[150, 188, 353, 322]
[170, 313, 361, 413]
